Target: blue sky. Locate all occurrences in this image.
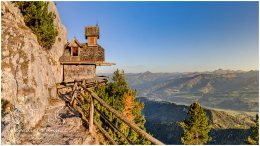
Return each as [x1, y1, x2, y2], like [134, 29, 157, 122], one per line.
[56, 1, 259, 73]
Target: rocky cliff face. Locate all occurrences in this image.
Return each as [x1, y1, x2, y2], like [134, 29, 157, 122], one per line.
[1, 1, 67, 144]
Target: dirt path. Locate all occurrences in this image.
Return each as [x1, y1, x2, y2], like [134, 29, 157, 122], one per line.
[18, 98, 99, 145]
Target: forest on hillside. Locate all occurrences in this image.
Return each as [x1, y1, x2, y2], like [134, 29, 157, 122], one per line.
[138, 97, 257, 144]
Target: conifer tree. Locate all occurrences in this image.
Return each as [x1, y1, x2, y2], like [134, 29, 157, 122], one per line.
[245, 114, 259, 145]
[94, 69, 150, 144]
[180, 102, 212, 145]
[14, 2, 58, 49]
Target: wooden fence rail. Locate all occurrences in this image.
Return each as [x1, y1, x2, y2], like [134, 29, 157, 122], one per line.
[57, 79, 164, 145]
[78, 83, 164, 145]
[60, 89, 117, 145]
[94, 107, 134, 144]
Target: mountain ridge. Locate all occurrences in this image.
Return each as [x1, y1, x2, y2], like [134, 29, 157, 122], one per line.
[99, 69, 258, 112]
[122, 70, 259, 112]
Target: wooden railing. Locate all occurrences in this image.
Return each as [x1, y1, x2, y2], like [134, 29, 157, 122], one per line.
[56, 79, 164, 145]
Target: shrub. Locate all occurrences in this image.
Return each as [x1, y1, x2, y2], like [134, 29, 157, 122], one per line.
[1, 99, 12, 116]
[14, 2, 58, 49]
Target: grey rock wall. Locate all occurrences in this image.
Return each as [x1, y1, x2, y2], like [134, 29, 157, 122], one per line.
[1, 1, 67, 144]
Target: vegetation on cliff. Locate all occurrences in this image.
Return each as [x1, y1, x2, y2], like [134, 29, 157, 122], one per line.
[180, 102, 212, 144]
[14, 1, 58, 49]
[94, 69, 151, 144]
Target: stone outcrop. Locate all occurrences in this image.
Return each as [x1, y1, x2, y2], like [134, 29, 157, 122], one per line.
[1, 1, 67, 144]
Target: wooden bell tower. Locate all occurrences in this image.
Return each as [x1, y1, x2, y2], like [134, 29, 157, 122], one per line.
[59, 25, 115, 82]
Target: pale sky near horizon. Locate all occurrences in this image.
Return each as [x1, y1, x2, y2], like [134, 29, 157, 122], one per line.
[56, 1, 259, 73]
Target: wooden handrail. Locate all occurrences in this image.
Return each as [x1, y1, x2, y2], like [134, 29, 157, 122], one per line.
[68, 92, 117, 145]
[78, 93, 133, 144]
[94, 120, 118, 145]
[95, 107, 134, 144]
[78, 84, 165, 145]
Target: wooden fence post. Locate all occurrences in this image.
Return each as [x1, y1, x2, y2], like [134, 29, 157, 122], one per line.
[70, 82, 78, 105]
[89, 95, 94, 134]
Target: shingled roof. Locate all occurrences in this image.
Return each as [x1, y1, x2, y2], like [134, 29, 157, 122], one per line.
[60, 26, 115, 66]
[66, 37, 83, 48]
[85, 26, 99, 39]
[60, 37, 110, 65]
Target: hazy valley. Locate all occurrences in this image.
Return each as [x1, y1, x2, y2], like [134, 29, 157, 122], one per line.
[100, 69, 259, 144]
[125, 69, 259, 112]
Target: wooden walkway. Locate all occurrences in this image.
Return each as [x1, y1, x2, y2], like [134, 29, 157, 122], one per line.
[56, 77, 164, 145]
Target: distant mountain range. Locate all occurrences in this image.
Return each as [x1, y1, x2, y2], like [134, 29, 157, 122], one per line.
[124, 69, 259, 112]
[138, 97, 255, 144]
[99, 69, 259, 144]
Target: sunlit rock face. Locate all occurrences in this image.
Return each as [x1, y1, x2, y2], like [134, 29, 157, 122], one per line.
[1, 1, 67, 144]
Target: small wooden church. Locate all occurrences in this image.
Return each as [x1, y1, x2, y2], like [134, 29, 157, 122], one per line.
[59, 25, 114, 82]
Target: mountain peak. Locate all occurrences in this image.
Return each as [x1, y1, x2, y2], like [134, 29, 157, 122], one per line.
[213, 69, 230, 74]
[143, 71, 152, 74]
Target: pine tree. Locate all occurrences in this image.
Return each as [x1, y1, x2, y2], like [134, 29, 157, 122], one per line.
[180, 102, 212, 145]
[14, 2, 58, 49]
[94, 69, 150, 144]
[245, 114, 259, 145]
